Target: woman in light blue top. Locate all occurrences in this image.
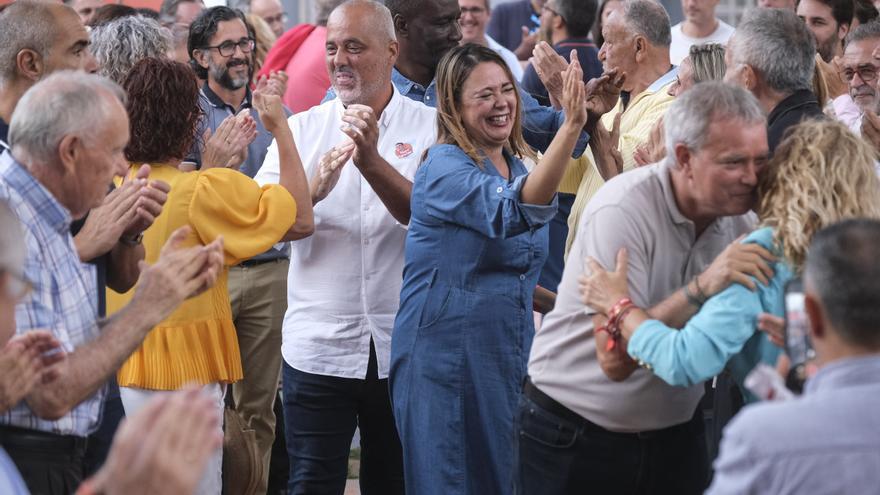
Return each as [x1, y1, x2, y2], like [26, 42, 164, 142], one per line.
[579, 119, 880, 393]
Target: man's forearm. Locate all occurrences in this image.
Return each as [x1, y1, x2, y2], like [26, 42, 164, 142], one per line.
[357, 157, 413, 225]
[643, 287, 698, 333]
[106, 242, 145, 293]
[25, 301, 158, 420]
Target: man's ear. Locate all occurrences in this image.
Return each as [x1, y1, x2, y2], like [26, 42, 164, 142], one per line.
[633, 36, 647, 63]
[392, 13, 408, 39]
[57, 134, 81, 178]
[674, 143, 693, 176]
[740, 64, 759, 92]
[838, 23, 850, 43]
[804, 292, 826, 342]
[15, 49, 44, 82]
[389, 40, 400, 63]
[192, 48, 210, 70]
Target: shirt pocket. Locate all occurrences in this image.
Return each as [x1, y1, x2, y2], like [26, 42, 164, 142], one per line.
[417, 281, 454, 330]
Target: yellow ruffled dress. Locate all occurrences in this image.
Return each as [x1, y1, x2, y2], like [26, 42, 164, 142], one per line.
[107, 164, 296, 390]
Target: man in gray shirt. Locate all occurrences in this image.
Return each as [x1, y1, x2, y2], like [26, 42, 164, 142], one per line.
[518, 83, 774, 494]
[708, 219, 880, 494]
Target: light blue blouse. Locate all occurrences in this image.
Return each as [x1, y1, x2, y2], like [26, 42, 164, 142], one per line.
[627, 227, 786, 392]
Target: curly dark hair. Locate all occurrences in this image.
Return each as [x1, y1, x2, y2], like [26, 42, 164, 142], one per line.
[123, 57, 202, 164]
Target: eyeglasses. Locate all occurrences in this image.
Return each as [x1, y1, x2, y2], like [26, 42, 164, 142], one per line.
[541, 4, 561, 17]
[2, 270, 31, 300]
[203, 38, 255, 57]
[840, 64, 879, 83]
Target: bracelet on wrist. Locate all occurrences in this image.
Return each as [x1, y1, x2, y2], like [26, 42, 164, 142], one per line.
[119, 232, 144, 247]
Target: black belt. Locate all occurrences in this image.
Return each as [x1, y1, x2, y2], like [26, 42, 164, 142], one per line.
[237, 257, 286, 268]
[0, 425, 87, 453]
[523, 378, 701, 440]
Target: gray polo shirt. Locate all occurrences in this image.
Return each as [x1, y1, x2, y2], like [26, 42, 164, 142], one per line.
[528, 162, 755, 432]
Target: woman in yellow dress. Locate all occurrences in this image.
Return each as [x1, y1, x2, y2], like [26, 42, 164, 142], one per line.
[106, 57, 313, 493]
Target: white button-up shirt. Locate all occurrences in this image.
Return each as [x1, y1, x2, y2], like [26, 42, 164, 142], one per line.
[255, 86, 437, 379]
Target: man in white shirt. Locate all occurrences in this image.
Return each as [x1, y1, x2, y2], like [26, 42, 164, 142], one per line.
[670, 0, 735, 65]
[253, 1, 436, 493]
[459, 0, 524, 80]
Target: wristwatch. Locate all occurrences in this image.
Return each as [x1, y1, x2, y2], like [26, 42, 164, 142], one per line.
[120, 233, 144, 246]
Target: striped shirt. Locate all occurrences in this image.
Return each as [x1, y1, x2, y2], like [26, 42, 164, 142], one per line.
[0, 152, 103, 436]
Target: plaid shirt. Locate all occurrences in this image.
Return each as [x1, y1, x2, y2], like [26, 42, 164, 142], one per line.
[0, 152, 103, 436]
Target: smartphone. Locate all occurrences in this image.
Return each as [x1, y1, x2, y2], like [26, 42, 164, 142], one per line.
[784, 277, 815, 393]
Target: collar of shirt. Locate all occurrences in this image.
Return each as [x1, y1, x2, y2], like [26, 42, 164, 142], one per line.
[333, 84, 405, 131]
[767, 89, 821, 128]
[0, 118, 8, 151]
[620, 66, 679, 111]
[0, 153, 71, 234]
[201, 82, 253, 113]
[391, 67, 437, 106]
[805, 355, 880, 395]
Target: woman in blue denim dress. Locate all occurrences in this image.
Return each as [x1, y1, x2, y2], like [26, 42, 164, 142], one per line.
[389, 44, 596, 494]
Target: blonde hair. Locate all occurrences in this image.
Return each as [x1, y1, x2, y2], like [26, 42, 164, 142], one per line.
[758, 119, 880, 271]
[435, 44, 536, 165]
[246, 13, 277, 77]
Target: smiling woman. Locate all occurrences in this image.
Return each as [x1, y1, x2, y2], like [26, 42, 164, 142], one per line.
[388, 43, 587, 495]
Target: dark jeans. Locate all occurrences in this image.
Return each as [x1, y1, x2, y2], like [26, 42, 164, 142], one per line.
[282, 341, 404, 495]
[83, 380, 125, 477]
[515, 382, 709, 495]
[0, 426, 87, 495]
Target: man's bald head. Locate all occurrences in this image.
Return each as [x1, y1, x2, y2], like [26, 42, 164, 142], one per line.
[329, 0, 396, 43]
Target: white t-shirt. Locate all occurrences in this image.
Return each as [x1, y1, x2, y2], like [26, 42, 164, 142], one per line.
[669, 20, 735, 65]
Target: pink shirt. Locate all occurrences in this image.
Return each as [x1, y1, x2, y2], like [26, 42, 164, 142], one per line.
[283, 26, 330, 114]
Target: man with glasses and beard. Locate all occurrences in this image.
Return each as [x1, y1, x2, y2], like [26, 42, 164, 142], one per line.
[187, 8, 294, 494]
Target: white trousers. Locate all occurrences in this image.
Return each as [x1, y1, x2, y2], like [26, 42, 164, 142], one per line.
[120, 383, 225, 495]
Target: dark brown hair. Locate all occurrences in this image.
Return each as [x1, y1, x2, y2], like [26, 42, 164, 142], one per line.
[123, 58, 202, 164]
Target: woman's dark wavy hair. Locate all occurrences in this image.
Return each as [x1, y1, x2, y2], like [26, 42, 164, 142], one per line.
[123, 57, 201, 164]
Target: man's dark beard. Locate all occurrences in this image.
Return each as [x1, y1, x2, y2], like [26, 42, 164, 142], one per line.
[213, 57, 253, 91]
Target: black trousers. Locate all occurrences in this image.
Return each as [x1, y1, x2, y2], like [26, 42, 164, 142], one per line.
[282, 341, 404, 495]
[515, 380, 709, 495]
[0, 426, 87, 495]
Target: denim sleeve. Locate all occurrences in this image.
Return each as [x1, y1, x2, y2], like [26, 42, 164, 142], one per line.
[628, 282, 766, 387]
[421, 146, 557, 238]
[519, 85, 588, 157]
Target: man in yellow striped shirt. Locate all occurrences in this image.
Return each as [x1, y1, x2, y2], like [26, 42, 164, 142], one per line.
[565, 0, 677, 254]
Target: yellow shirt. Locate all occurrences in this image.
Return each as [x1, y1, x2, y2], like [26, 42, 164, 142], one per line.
[108, 164, 296, 390]
[564, 70, 678, 256]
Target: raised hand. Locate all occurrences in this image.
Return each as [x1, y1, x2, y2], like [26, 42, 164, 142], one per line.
[253, 91, 288, 135]
[83, 387, 223, 495]
[311, 142, 356, 204]
[697, 236, 776, 297]
[591, 112, 623, 180]
[340, 104, 381, 170]
[560, 55, 588, 129]
[255, 70, 288, 98]
[0, 331, 66, 413]
[585, 68, 626, 117]
[579, 247, 631, 316]
[531, 42, 569, 106]
[131, 226, 225, 322]
[201, 113, 256, 169]
[121, 165, 169, 239]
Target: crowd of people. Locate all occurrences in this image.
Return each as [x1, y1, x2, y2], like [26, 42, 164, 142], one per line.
[0, 0, 880, 494]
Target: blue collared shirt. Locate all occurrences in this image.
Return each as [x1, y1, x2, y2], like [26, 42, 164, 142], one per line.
[0, 448, 27, 494]
[707, 355, 880, 494]
[0, 153, 104, 436]
[325, 67, 589, 157]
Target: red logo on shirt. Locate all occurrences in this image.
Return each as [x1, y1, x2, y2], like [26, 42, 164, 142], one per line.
[395, 142, 413, 158]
